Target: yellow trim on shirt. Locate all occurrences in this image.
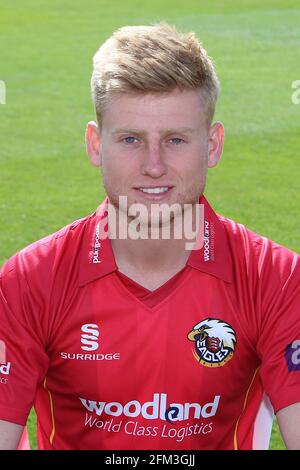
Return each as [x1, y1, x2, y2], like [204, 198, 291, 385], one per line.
[43, 378, 56, 445]
[233, 367, 260, 450]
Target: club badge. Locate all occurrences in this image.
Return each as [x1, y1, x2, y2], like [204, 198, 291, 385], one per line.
[188, 318, 237, 367]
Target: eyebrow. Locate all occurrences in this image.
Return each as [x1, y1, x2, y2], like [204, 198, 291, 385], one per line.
[111, 127, 195, 136]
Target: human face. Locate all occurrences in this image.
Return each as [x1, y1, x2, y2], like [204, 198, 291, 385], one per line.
[86, 88, 224, 222]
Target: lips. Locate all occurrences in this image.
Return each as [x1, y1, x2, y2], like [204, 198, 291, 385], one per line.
[134, 185, 174, 189]
[133, 186, 174, 200]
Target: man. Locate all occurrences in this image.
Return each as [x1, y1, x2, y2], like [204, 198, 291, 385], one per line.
[0, 22, 299, 450]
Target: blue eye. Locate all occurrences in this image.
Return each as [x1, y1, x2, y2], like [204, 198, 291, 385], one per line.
[170, 138, 184, 145]
[123, 136, 138, 144]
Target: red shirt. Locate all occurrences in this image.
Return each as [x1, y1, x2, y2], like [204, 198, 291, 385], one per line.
[0, 195, 300, 450]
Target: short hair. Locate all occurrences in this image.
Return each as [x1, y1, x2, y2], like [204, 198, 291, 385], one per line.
[91, 22, 220, 127]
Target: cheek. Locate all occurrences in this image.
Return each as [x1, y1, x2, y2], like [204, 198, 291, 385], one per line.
[101, 151, 122, 178]
[101, 153, 137, 188]
[176, 151, 207, 179]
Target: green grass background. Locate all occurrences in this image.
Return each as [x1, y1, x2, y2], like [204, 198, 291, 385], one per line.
[1, 0, 300, 450]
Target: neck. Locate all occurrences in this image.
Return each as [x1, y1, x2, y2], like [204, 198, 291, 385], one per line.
[109, 203, 200, 273]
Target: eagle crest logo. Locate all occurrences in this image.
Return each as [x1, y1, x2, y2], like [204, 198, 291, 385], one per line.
[188, 318, 236, 367]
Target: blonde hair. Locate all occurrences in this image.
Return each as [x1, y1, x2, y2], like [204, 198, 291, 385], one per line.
[91, 22, 220, 127]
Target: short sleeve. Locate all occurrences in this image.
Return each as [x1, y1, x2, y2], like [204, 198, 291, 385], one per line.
[256, 242, 300, 414]
[0, 253, 49, 425]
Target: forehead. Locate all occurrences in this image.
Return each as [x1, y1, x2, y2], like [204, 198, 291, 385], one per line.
[101, 88, 207, 132]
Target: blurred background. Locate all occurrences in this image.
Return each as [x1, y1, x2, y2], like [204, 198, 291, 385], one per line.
[1, 0, 300, 449]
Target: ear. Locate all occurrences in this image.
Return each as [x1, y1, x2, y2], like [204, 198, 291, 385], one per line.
[207, 121, 225, 168]
[85, 121, 102, 167]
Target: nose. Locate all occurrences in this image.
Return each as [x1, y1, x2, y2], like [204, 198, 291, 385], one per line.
[140, 144, 167, 178]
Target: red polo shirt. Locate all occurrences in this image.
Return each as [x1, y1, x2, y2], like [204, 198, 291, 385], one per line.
[0, 196, 300, 450]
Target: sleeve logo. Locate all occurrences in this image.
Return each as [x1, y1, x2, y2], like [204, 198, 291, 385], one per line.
[285, 340, 300, 371]
[187, 318, 236, 367]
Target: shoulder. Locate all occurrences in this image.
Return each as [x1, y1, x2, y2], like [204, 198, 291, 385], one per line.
[219, 213, 300, 288]
[0, 210, 97, 283]
[0, 211, 99, 339]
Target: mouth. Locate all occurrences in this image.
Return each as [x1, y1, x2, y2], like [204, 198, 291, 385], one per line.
[133, 186, 174, 201]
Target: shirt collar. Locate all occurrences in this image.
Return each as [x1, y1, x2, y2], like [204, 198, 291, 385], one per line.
[186, 195, 233, 283]
[78, 195, 233, 287]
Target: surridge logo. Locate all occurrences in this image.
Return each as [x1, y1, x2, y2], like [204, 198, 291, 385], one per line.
[59, 323, 121, 361]
[188, 318, 236, 367]
[81, 324, 99, 351]
[79, 393, 220, 422]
